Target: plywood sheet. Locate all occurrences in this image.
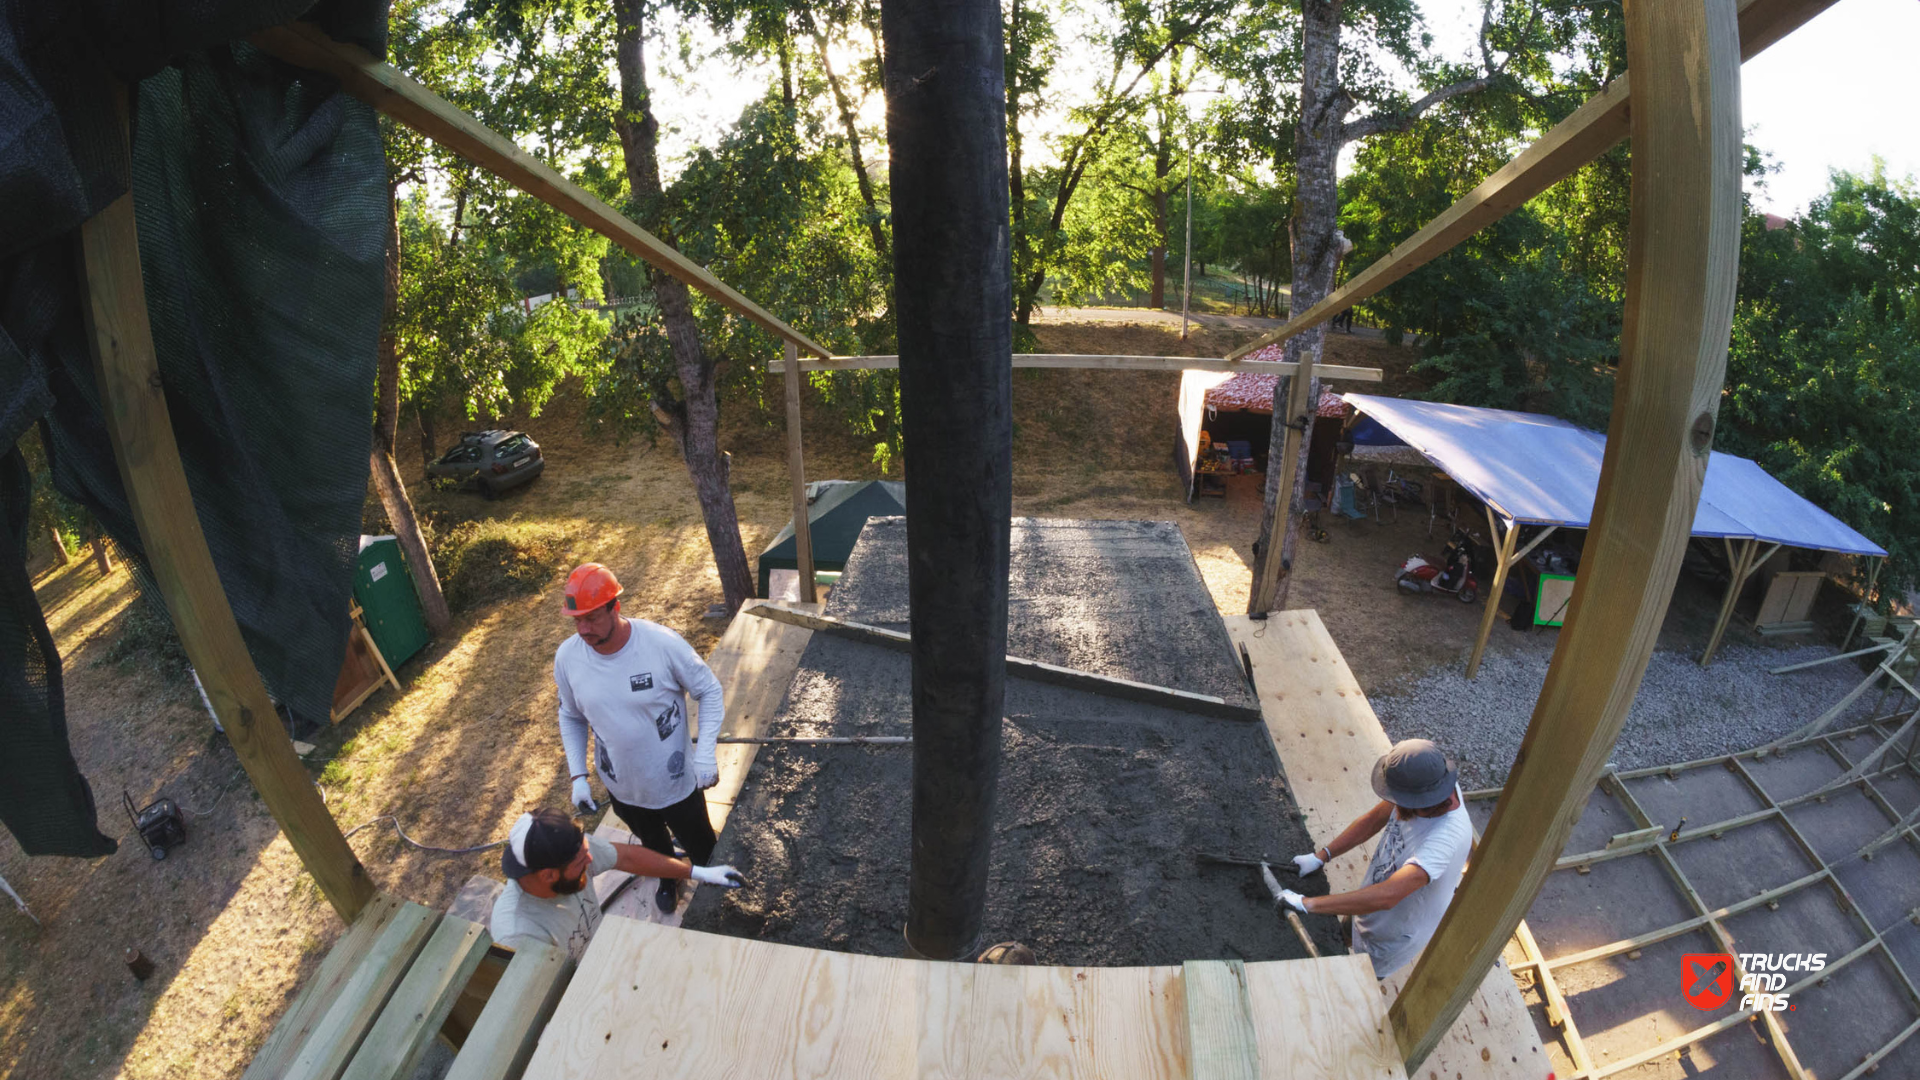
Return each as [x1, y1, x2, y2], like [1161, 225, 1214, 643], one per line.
[529, 917, 1406, 1080]
[699, 599, 816, 833]
[1223, 610, 1547, 1080]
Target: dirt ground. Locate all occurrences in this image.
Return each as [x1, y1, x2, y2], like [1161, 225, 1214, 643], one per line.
[0, 319, 1808, 1079]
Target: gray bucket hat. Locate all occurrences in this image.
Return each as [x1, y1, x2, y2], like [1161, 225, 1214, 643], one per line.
[1371, 739, 1459, 809]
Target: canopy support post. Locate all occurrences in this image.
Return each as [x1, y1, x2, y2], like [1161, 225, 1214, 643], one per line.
[781, 340, 816, 604]
[1466, 510, 1519, 679]
[1700, 537, 1771, 666]
[81, 185, 373, 923]
[1841, 555, 1885, 651]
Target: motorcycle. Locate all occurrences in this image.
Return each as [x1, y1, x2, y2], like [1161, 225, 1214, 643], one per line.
[1397, 528, 1480, 603]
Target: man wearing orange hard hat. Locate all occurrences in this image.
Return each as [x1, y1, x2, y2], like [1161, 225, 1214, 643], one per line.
[554, 563, 727, 915]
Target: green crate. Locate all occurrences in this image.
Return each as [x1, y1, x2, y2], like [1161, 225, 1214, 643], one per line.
[1535, 573, 1577, 627]
[353, 536, 430, 670]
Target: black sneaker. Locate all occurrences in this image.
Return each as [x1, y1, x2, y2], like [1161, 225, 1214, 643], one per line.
[654, 877, 680, 914]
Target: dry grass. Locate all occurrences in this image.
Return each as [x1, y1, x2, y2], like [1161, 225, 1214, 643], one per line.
[1, 320, 1418, 1080]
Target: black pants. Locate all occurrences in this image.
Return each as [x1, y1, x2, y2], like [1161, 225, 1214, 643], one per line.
[610, 788, 716, 867]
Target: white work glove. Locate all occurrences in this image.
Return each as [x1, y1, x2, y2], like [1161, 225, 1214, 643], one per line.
[570, 776, 596, 815]
[690, 864, 745, 888]
[1292, 849, 1326, 877]
[693, 754, 719, 790]
[1275, 888, 1311, 914]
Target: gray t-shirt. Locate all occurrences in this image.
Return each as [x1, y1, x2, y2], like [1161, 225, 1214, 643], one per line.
[1352, 788, 1472, 978]
[489, 833, 617, 962]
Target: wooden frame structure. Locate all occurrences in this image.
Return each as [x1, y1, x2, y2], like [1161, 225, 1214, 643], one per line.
[71, 0, 1853, 1071]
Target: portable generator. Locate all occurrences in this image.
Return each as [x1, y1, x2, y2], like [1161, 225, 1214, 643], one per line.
[124, 790, 187, 860]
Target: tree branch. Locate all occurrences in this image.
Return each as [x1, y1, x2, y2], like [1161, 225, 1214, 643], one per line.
[1340, 0, 1535, 143]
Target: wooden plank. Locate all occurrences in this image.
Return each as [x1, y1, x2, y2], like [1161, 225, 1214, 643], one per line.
[281, 901, 441, 1080]
[249, 23, 829, 359]
[1184, 960, 1260, 1080]
[768, 353, 1384, 381]
[1388, 0, 1745, 1065]
[750, 603, 1260, 720]
[341, 915, 492, 1080]
[245, 894, 406, 1080]
[699, 600, 816, 834]
[779, 341, 817, 604]
[1223, 611, 1546, 1080]
[81, 186, 373, 922]
[1241, 955, 1406, 1079]
[1465, 515, 1520, 679]
[444, 942, 573, 1080]
[1248, 368, 1315, 615]
[1223, 0, 1840, 362]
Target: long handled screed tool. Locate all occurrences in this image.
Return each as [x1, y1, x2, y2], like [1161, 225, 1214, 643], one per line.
[1196, 852, 1320, 958]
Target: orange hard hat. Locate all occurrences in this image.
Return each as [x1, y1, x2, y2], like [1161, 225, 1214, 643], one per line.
[562, 563, 623, 614]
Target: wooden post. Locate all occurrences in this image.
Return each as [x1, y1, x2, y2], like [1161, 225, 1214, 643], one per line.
[1388, 0, 1742, 1068]
[1699, 537, 1757, 666]
[1248, 369, 1316, 614]
[884, 0, 1015, 961]
[1464, 513, 1518, 679]
[80, 189, 374, 923]
[91, 532, 114, 574]
[48, 526, 71, 566]
[1840, 555, 1884, 652]
[781, 340, 816, 604]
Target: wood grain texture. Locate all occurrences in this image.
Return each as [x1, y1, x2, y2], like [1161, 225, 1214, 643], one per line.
[282, 901, 442, 1080]
[1242, 956, 1404, 1080]
[444, 941, 573, 1080]
[341, 915, 492, 1080]
[81, 189, 374, 921]
[1248, 368, 1314, 614]
[700, 600, 816, 833]
[1223, 611, 1545, 1079]
[1223, 0, 1839, 362]
[245, 894, 405, 1080]
[1184, 960, 1260, 1080]
[1388, 0, 1746, 1067]
[768, 354, 1384, 381]
[249, 23, 828, 359]
[781, 340, 818, 604]
[750, 603, 1259, 720]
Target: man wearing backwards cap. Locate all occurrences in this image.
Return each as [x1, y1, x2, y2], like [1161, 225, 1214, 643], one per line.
[491, 808, 744, 961]
[1262, 739, 1473, 978]
[554, 562, 728, 915]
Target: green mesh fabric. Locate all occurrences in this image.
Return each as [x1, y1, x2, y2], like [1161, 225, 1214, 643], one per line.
[0, 1, 388, 857]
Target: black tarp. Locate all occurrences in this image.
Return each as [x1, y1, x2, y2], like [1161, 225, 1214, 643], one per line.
[0, 1, 388, 857]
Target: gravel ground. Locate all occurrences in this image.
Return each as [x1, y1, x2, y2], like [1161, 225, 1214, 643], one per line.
[1372, 642, 1889, 791]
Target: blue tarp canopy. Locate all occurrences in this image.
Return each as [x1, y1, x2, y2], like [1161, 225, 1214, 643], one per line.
[1339, 394, 1886, 557]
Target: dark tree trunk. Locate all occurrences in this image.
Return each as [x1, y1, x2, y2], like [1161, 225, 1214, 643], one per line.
[883, 0, 1013, 961]
[815, 32, 891, 264]
[1252, 0, 1346, 611]
[90, 531, 112, 574]
[47, 525, 69, 566]
[372, 190, 452, 636]
[613, 0, 755, 612]
[416, 411, 437, 468]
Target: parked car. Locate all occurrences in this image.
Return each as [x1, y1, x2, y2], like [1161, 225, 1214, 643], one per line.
[427, 430, 545, 497]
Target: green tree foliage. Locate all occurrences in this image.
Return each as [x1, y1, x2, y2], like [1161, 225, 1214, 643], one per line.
[1720, 165, 1920, 595]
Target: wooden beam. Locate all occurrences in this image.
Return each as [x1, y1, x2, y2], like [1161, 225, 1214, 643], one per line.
[1388, 0, 1745, 1066]
[747, 604, 1261, 721]
[779, 341, 817, 604]
[340, 915, 492, 1080]
[81, 188, 374, 923]
[1464, 515, 1520, 679]
[1699, 537, 1759, 665]
[442, 942, 572, 1080]
[244, 895, 406, 1080]
[282, 902, 442, 1080]
[769, 352, 1385, 380]
[1223, 0, 1840, 362]
[1182, 960, 1260, 1080]
[250, 22, 830, 359]
[1247, 369, 1316, 614]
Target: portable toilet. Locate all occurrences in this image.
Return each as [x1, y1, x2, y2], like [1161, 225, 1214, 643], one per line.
[353, 535, 430, 669]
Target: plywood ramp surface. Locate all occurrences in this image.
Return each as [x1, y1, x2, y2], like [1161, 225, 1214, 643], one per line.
[524, 917, 1404, 1080]
[700, 599, 816, 834]
[1224, 611, 1549, 1080]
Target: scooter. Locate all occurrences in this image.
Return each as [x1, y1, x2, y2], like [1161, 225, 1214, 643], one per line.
[1396, 528, 1480, 603]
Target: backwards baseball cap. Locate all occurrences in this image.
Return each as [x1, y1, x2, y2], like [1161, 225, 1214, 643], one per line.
[501, 808, 584, 880]
[1371, 738, 1460, 809]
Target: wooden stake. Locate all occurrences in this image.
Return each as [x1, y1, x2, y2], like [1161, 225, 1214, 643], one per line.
[1247, 371, 1315, 614]
[781, 340, 816, 604]
[1699, 537, 1760, 665]
[81, 185, 373, 923]
[1465, 515, 1519, 679]
[1388, 0, 1744, 1066]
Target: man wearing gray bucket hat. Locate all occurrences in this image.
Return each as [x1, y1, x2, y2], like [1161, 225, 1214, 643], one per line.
[1261, 738, 1472, 978]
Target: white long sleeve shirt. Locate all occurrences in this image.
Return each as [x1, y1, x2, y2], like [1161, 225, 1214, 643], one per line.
[554, 619, 725, 809]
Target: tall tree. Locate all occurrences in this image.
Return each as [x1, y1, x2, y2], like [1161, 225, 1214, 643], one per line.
[612, 0, 756, 611]
[1223, 0, 1546, 609]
